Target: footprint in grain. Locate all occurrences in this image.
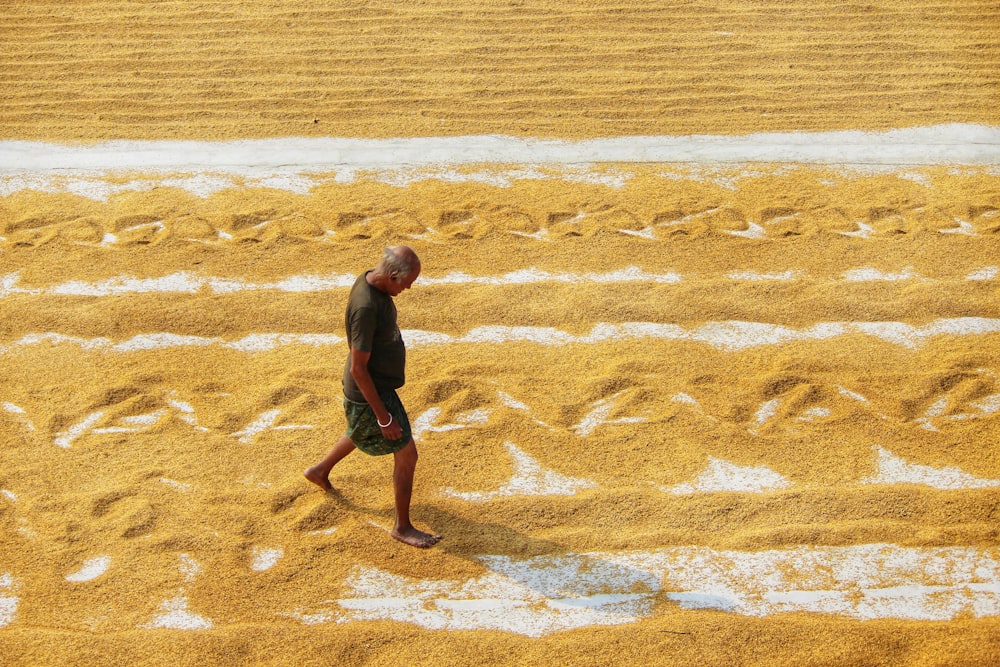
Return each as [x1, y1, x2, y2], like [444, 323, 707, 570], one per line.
[54, 386, 171, 448]
[908, 369, 1000, 432]
[267, 486, 342, 534]
[748, 376, 876, 434]
[230, 386, 320, 445]
[91, 490, 157, 539]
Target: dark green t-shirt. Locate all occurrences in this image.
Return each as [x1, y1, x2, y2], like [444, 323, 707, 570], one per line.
[342, 271, 406, 402]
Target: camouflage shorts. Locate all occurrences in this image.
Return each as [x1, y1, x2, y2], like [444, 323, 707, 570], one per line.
[343, 389, 412, 456]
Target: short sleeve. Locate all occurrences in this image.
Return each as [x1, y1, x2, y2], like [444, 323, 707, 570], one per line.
[347, 305, 377, 352]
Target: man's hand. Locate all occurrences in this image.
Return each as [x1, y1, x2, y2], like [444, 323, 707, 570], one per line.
[378, 412, 403, 440]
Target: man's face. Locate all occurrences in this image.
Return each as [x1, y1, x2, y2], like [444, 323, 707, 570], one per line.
[388, 267, 420, 296]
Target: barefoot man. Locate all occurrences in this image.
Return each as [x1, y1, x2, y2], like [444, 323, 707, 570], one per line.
[305, 246, 441, 548]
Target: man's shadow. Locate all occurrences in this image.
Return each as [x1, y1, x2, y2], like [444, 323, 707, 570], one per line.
[319, 489, 663, 619]
[314, 487, 565, 557]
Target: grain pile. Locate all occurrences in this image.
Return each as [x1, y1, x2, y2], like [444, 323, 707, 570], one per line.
[1, 2, 999, 666]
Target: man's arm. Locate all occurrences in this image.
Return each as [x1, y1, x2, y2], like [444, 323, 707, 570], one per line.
[349, 347, 404, 440]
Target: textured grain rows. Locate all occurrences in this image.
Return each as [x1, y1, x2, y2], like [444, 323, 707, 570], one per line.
[2, 0, 998, 141]
[2, 165, 998, 255]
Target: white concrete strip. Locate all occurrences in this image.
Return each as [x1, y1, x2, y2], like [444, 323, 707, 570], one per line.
[2, 265, 994, 298]
[0, 267, 683, 298]
[4, 318, 1000, 356]
[2, 125, 998, 173]
[284, 544, 1000, 636]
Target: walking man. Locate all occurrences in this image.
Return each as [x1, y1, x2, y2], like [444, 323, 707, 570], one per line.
[305, 246, 441, 548]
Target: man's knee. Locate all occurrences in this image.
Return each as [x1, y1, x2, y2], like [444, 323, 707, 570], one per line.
[395, 440, 418, 466]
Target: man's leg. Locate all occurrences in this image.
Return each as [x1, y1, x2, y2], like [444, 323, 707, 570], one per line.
[304, 435, 356, 491]
[390, 440, 441, 548]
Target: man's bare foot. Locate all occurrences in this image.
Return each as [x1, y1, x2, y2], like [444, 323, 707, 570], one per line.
[303, 466, 334, 492]
[391, 526, 442, 549]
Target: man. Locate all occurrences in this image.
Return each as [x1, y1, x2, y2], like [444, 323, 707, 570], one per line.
[304, 246, 441, 549]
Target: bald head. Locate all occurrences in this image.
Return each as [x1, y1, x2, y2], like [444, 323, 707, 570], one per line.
[378, 245, 421, 278]
[368, 246, 421, 297]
